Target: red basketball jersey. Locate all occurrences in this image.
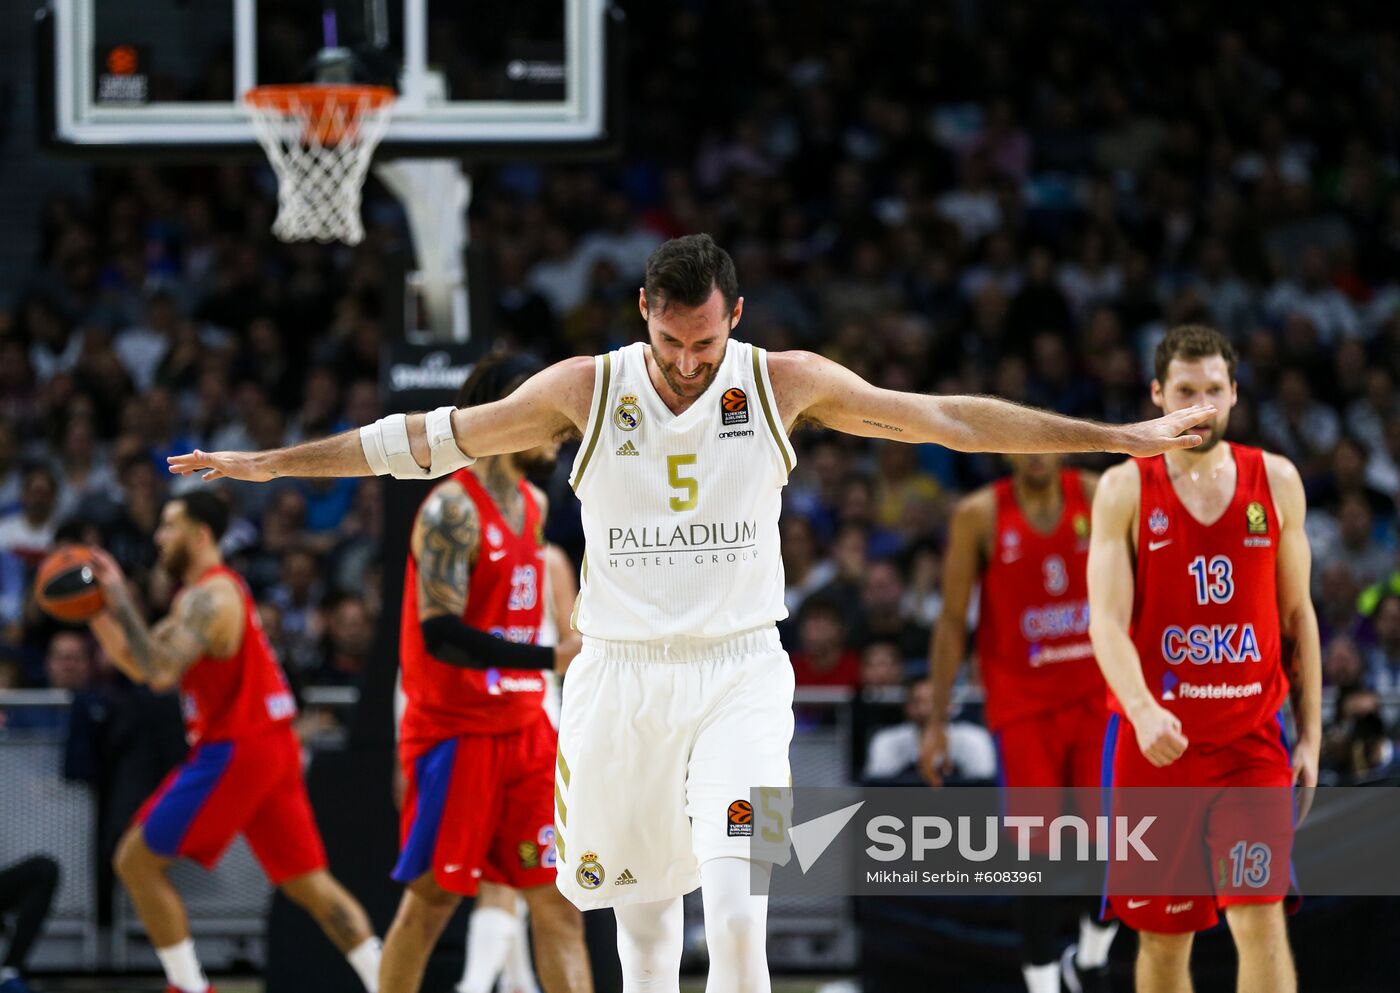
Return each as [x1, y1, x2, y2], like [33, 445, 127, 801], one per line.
[1112, 445, 1287, 745]
[178, 565, 297, 746]
[977, 469, 1101, 730]
[399, 468, 548, 754]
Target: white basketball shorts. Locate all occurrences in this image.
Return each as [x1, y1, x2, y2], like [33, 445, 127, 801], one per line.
[553, 625, 795, 910]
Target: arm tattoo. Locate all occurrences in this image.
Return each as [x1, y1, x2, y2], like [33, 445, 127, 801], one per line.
[112, 585, 217, 685]
[418, 487, 480, 618]
[862, 418, 904, 434]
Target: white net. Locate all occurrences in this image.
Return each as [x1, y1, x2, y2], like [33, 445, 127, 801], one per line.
[246, 85, 395, 245]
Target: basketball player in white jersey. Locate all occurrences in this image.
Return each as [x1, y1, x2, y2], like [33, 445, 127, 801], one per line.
[170, 234, 1216, 992]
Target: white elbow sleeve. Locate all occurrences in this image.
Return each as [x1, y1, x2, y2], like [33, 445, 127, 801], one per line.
[359, 408, 474, 480]
[425, 405, 475, 478]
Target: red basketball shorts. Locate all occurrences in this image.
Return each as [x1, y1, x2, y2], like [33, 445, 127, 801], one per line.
[135, 723, 328, 885]
[394, 709, 558, 897]
[1101, 711, 1296, 933]
[994, 693, 1110, 852]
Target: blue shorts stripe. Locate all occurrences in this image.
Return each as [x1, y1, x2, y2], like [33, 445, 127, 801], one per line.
[1098, 714, 1120, 922]
[392, 738, 459, 884]
[143, 741, 235, 857]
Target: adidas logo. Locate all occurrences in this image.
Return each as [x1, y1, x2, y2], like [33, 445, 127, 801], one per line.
[616, 440, 640, 456]
[614, 869, 638, 885]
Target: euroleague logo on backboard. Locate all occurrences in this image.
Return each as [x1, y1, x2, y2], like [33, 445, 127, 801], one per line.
[721, 388, 749, 425]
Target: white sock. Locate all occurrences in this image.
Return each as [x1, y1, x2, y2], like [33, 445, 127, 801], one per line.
[156, 938, 209, 993]
[500, 898, 539, 993]
[1022, 961, 1060, 993]
[347, 936, 383, 993]
[459, 906, 518, 993]
[1076, 914, 1118, 969]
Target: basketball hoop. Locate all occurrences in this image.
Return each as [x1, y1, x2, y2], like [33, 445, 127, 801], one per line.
[245, 84, 395, 245]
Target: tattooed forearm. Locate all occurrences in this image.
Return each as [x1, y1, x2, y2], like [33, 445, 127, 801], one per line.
[108, 590, 161, 681]
[418, 485, 479, 617]
[862, 418, 904, 434]
[113, 586, 216, 685]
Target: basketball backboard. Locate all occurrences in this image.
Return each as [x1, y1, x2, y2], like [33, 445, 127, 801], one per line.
[37, 0, 618, 157]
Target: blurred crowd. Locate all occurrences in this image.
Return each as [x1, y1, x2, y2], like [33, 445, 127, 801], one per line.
[1, 0, 1399, 785]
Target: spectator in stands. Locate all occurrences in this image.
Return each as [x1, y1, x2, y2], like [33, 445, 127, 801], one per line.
[863, 678, 996, 783]
[1324, 636, 1366, 695]
[859, 639, 905, 689]
[0, 465, 60, 567]
[0, 855, 60, 993]
[114, 289, 179, 392]
[1321, 688, 1397, 783]
[0, 422, 20, 516]
[267, 544, 326, 674]
[316, 595, 374, 685]
[1362, 594, 1400, 693]
[849, 558, 930, 660]
[53, 415, 116, 522]
[790, 597, 860, 688]
[1310, 493, 1393, 595]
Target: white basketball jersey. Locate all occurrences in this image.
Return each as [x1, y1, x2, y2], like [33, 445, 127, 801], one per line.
[568, 339, 796, 641]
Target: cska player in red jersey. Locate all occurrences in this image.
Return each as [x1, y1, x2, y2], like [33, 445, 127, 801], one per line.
[382, 354, 591, 993]
[921, 455, 1117, 993]
[85, 491, 382, 993]
[1088, 325, 1321, 993]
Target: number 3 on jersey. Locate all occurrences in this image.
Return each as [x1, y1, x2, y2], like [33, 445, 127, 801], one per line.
[1188, 555, 1233, 605]
[667, 454, 698, 511]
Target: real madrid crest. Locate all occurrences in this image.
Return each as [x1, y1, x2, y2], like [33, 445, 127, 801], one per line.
[1245, 501, 1268, 534]
[614, 395, 642, 432]
[576, 851, 605, 890]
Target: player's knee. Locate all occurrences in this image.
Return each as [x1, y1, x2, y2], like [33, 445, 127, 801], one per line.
[528, 892, 583, 944]
[703, 900, 763, 954]
[113, 830, 151, 884]
[1137, 929, 1192, 964]
[1224, 902, 1286, 944]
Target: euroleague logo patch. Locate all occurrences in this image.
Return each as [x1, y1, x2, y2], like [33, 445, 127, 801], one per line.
[721, 387, 749, 426]
[727, 799, 754, 837]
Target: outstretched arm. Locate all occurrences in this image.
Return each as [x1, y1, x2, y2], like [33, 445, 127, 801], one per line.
[769, 351, 1214, 457]
[169, 355, 594, 482]
[1087, 463, 1188, 767]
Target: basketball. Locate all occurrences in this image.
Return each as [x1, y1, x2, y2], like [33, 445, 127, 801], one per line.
[728, 799, 753, 824]
[34, 546, 105, 622]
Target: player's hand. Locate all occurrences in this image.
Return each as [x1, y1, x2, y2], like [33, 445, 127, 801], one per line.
[1118, 405, 1217, 457]
[553, 632, 583, 676]
[167, 449, 274, 482]
[1128, 700, 1189, 767]
[919, 721, 955, 787]
[86, 547, 129, 602]
[1292, 734, 1320, 825]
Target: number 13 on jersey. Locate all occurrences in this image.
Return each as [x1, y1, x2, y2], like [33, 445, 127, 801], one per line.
[1188, 555, 1234, 605]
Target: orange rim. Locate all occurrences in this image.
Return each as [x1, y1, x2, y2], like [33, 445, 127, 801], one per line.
[245, 84, 395, 145]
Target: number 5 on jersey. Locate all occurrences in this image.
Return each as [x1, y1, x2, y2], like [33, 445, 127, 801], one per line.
[668, 454, 698, 511]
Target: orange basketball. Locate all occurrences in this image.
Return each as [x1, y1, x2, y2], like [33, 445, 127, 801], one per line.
[34, 545, 105, 622]
[728, 800, 753, 824]
[722, 388, 748, 412]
